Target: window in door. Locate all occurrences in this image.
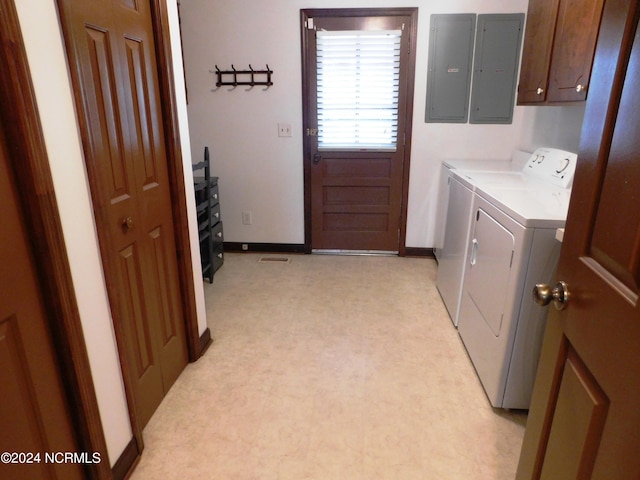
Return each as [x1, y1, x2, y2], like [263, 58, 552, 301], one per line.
[316, 29, 401, 151]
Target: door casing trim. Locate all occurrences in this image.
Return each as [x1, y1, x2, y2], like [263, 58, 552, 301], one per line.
[0, 1, 110, 478]
[300, 7, 418, 256]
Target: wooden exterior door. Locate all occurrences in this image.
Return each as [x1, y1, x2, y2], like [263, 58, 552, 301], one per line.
[0, 118, 84, 480]
[57, 0, 188, 429]
[301, 9, 417, 253]
[517, 0, 640, 477]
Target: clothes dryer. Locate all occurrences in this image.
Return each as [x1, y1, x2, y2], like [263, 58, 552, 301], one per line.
[455, 148, 577, 409]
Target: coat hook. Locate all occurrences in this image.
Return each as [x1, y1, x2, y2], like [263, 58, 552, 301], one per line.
[248, 64, 255, 88]
[265, 64, 273, 89]
[211, 65, 222, 89]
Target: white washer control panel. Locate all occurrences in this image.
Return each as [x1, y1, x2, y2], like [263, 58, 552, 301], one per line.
[522, 147, 578, 188]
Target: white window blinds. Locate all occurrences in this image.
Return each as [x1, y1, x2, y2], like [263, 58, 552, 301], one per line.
[316, 30, 402, 151]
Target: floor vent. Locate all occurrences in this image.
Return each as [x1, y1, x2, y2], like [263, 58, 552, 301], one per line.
[258, 256, 291, 263]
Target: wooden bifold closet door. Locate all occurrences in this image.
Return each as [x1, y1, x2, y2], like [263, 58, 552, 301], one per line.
[57, 0, 188, 429]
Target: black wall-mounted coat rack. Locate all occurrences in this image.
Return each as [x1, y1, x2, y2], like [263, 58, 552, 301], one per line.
[213, 65, 273, 88]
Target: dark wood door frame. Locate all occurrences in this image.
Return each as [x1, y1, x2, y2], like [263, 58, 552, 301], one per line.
[300, 8, 418, 256]
[55, 0, 207, 454]
[149, 0, 208, 361]
[0, 1, 110, 478]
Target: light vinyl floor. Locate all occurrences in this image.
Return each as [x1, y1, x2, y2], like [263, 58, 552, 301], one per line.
[129, 253, 526, 479]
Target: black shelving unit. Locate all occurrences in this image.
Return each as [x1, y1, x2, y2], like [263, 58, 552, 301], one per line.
[193, 147, 224, 282]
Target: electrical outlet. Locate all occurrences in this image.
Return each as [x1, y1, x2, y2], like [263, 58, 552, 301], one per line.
[242, 244, 249, 251]
[242, 211, 253, 225]
[278, 123, 292, 137]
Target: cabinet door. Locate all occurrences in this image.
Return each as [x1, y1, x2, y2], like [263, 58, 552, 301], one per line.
[517, 0, 561, 104]
[547, 0, 606, 102]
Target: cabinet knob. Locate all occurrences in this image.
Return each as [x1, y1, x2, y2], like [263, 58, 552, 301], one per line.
[575, 84, 586, 93]
[536, 87, 544, 95]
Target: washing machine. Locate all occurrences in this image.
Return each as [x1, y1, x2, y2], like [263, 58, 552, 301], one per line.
[455, 148, 577, 409]
[435, 152, 529, 326]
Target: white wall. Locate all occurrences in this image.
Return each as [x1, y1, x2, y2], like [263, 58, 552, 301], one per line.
[180, 0, 585, 249]
[166, 0, 209, 346]
[15, 0, 205, 465]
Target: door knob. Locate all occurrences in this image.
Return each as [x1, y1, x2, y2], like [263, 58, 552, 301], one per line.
[122, 216, 134, 232]
[312, 153, 322, 165]
[533, 281, 570, 310]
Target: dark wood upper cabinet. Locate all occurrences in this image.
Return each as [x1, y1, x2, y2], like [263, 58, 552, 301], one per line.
[518, 0, 605, 105]
[517, 0, 561, 104]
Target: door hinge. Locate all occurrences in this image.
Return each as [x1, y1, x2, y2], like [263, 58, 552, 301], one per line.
[306, 127, 318, 136]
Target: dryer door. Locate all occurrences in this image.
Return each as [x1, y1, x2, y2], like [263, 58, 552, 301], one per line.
[466, 207, 515, 336]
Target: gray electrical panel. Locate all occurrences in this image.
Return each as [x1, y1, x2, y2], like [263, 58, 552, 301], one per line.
[470, 14, 525, 124]
[425, 14, 476, 123]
